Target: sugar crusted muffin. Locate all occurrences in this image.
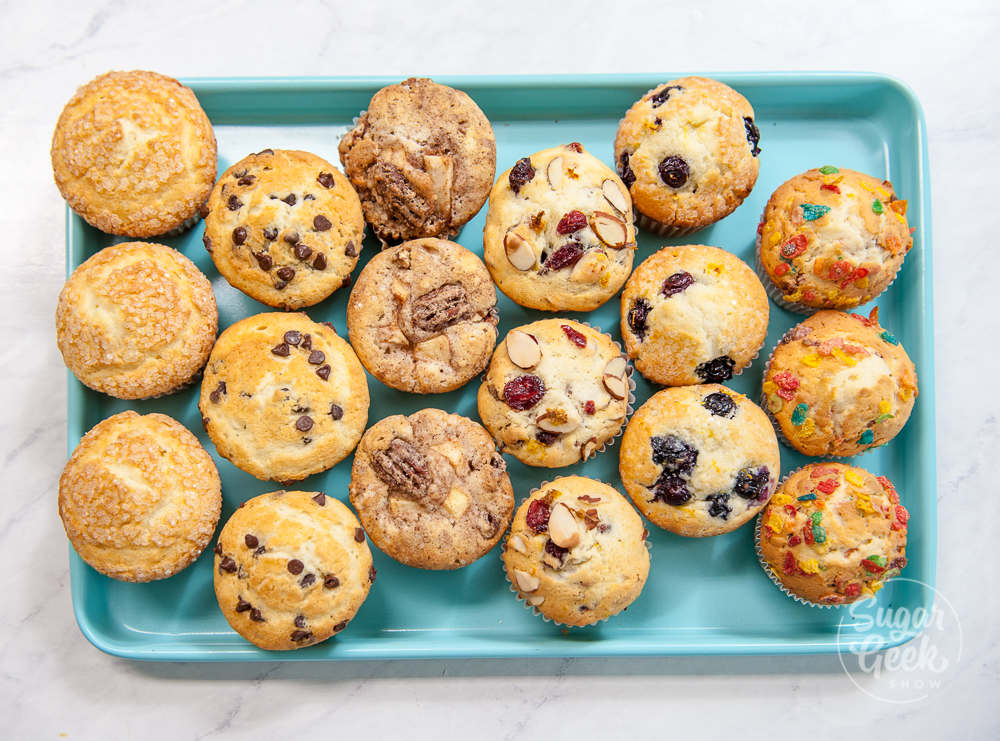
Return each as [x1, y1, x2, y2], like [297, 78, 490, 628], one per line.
[349, 409, 514, 570]
[59, 411, 221, 582]
[621, 244, 769, 386]
[56, 241, 217, 399]
[620, 385, 780, 537]
[51, 70, 216, 237]
[757, 166, 913, 312]
[347, 238, 498, 393]
[762, 308, 917, 457]
[502, 475, 650, 626]
[477, 319, 631, 468]
[338, 77, 496, 243]
[483, 143, 636, 312]
[614, 77, 760, 234]
[200, 312, 369, 482]
[214, 490, 374, 650]
[757, 463, 909, 605]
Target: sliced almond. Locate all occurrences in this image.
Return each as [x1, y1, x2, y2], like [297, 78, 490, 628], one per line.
[508, 534, 528, 555]
[590, 211, 628, 248]
[604, 356, 628, 379]
[546, 156, 564, 190]
[526, 594, 545, 607]
[506, 330, 541, 369]
[548, 503, 581, 549]
[536, 407, 580, 434]
[580, 437, 599, 461]
[602, 178, 629, 214]
[603, 373, 628, 400]
[504, 230, 536, 271]
[513, 569, 540, 593]
[569, 249, 608, 285]
[442, 486, 469, 520]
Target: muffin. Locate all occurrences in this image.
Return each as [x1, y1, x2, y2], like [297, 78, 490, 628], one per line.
[619, 385, 780, 537]
[200, 312, 369, 482]
[757, 167, 913, 312]
[757, 463, 909, 605]
[347, 238, 498, 393]
[338, 77, 496, 242]
[502, 475, 650, 626]
[762, 308, 918, 457]
[613, 77, 760, 235]
[59, 411, 221, 582]
[56, 241, 218, 399]
[349, 409, 514, 569]
[51, 70, 216, 237]
[214, 490, 374, 650]
[202, 149, 365, 309]
[621, 244, 769, 386]
[477, 319, 631, 468]
[483, 143, 637, 312]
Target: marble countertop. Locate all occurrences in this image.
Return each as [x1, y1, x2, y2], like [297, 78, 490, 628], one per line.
[3, 0, 997, 737]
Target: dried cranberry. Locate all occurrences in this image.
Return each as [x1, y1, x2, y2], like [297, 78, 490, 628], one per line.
[695, 355, 735, 382]
[618, 152, 636, 189]
[662, 271, 694, 297]
[782, 551, 798, 575]
[566, 142, 583, 153]
[649, 85, 683, 108]
[658, 156, 689, 188]
[535, 429, 559, 445]
[544, 539, 568, 562]
[509, 157, 535, 193]
[744, 117, 761, 157]
[560, 324, 587, 348]
[652, 472, 691, 506]
[627, 298, 652, 339]
[733, 466, 770, 500]
[526, 499, 551, 532]
[702, 392, 736, 418]
[584, 400, 596, 415]
[502, 375, 545, 411]
[707, 493, 732, 520]
[843, 583, 862, 598]
[650, 435, 698, 474]
[543, 242, 584, 270]
[556, 210, 588, 235]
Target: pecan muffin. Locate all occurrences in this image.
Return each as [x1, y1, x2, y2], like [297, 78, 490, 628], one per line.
[614, 77, 760, 235]
[757, 463, 909, 605]
[338, 77, 496, 243]
[347, 238, 498, 393]
[483, 143, 636, 311]
[757, 167, 913, 313]
[202, 149, 365, 309]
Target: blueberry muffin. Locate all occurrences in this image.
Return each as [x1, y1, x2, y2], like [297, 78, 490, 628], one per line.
[613, 77, 760, 235]
[619, 385, 780, 537]
[483, 143, 637, 312]
[202, 149, 365, 309]
[338, 77, 496, 243]
[477, 319, 631, 468]
[200, 312, 369, 482]
[502, 475, 650, 626]
[51, 70, 216, 237]
[56, 241, 218, 399]
[621, 244, 769, 386]
[59, 411, 221, 582]
[347, 238, 498, 393]
[214, 490, 374, 650]
[757, 167, 913, 312]
[757, 463, 909, 605]
[349, 409, 514, 569]
[762, 308, 917, 457]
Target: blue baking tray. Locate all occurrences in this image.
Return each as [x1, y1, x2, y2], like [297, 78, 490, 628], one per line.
[65, 73, 935, 660]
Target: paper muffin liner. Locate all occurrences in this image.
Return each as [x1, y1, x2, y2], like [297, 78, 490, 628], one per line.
[753, 502, 835, 609]
[163, 210, 203, 238]
[635, 211, 705, 238]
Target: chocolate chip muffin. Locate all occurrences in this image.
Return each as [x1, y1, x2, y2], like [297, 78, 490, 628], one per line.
[619, 385, 780, 537]
[757, 463, 909, 605]
[620, 244, 769, 386]
[502, 476, 650, 626]
[483, 143, 637, 312]
[200, 312, 369, 482]
[202, 149, 364, 310]
[614, 77, 760, 235]
[214, 490, 374, 650]
[59, 411, 221, 582]
[51, 70, 216, 237]
[349, 409, 514, 569]
[477, 319, 631, 468]
[757, 166, 913, 312]
[762, 308, 918, 457]
[56, 241, 218, 399]
[347, 238, 498, 393]
[338, 77, 496, 243]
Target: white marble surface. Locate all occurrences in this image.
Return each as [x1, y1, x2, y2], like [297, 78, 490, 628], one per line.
[3, 0, 998, 737]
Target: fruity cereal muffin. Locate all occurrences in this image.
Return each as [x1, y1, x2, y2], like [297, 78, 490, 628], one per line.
[483, 143, 636, 312]
[214, 490, 374, 650]
[613, 77, 760, 235]
[59, 411, 221, 582]
[200, 313, 369, 482]
[347, 238, 498, 393]
[621, 244, 769, 386]
[202, 149, 365, 309]
[338, 77, 496, 242]
[762, 308, 917, 457]
[349, 409, 514, 570]
[757, 167, 913, 312]
[502, 476, 650, 626]
[756, 463, 909, 606]
[56, 241, 217, 399]
[620, 385, 780, 537]
[477, 319, 631, 468]
[51, 70, 216, 237]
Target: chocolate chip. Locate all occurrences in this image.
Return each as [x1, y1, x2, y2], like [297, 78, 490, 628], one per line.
[275, 280, 287, 290]
[276, 267, 295, 282]
[209, 380, 227, 404]
[235, 598, 252, 612]
[201, 416, 210, 430]
[369, 565, 377, 583]
[344, 241, 358, 257]
[284, 330, 302, 346]
[308, 350, 325, 365]
[313, 253, 327, 270]
[301, 334, 312, 350]
[213, 543, 222, 556]
[333, 621, 348, 632]
[244, 533, 259, 549]
[283, 231, 300, 244]
[282, 194, 296, 206]
[324, 575, 340, 589]
[254, 252, 273, 270]
[341, 275, 352, 288]
[287, 559, 304, 575]
[254, 545, 266, 556]
[232, 227, 247, 245]
[312, 492, 326, 506]
[354, 528, 365, 543]
[250, 608, 265, 622]
[294, 243, 313, 260]
[263, 226, 278, 241]
[290, 629, 312, 642]
[316, 365, 331, 380]
[313, 215, 332, 231]
[302, 437, 312, 445]
[296, 415, 313, 432]
[271, 343, 290, 357]
[317, 172, 335, 188]
[294, 615, 307, 628]
[303, 193, 315, 201]
[199, 202, 210, 219]
[237, 175, 255, 186]
[227, 195, 243, 211]
[203, 235, 213, 253]
[219, 556, 237, 573]
[300, 573, 316, 587]
[329, 403, 344, 420]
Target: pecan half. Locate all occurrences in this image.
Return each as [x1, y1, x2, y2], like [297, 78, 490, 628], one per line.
[411, 283, 472, 333]
[371, 438, 430, 497]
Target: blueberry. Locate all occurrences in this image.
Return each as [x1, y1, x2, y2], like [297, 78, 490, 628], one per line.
[734, 466, 770, 500]
[618, 151, 636, 189]
[658, 156, 689, 188]
[627, 297, 652, 339]
[743, 117, 761, 157]
[662, 271, 694, 297]
[649, 85, 683, 108]
[650, 435, 698, 474]
[707, 493, 732, 520]
[652, 472, 691, 506]
[702, 392, 736, 418]
[695, 355, 735, 383]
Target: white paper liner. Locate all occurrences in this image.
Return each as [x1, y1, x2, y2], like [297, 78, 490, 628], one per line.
[754, 504, 836, 609]
[163, 210, 203, 238]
